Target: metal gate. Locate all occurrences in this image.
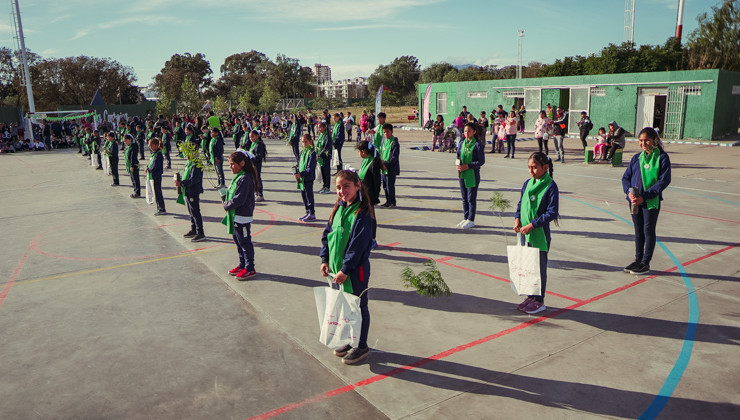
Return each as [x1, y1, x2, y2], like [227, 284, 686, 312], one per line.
[663, 86, 685, 139]
[568, 88, 590, 135]
[523, 89, 541, 132]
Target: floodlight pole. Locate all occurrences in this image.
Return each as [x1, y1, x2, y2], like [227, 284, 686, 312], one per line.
[675, 0, 685, 42]
[13, 0, 35, 114]
[517, 30, 525, 79]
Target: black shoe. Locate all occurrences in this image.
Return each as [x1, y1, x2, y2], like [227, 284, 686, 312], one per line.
[623, 261, 640, 272]
[630, 263, 650, 275]
[388, 204, 396, 208]
[95, 166, 103, 170]
[333, 344, 352, 357]
[110, 183, 119, 187]
[130, 193, 140, 198]
[380, 202, 390, 208]
[154, 210, 167, 216]
[342, 346, 369, 365]
[183, 230, 197, 238]
[191, 233, 206, 242]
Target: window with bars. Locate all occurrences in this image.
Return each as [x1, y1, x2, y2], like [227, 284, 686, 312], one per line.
[502, 89, 524, 98]
[680, 85, 701, 96]
[590, 87, 606, 96]
[467, 91, 487, 98]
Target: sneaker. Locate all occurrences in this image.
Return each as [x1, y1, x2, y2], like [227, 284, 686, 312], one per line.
[110, 183, 119, 187]
[461, 220, 475, 229]
[387, 204, 396, 209]
[342, 346, 370, 365]
[623, 261, 640, 272]
[504, 155, 510, 158]
[191, 233, 206, 242]
[298, 213, 309, 221]
[630, 263, 650, 275]
[130, 193, 140, 198]
[183, 230, 197, 238]
[456, 219, 467, 228]
[229, 266, 242, 276]
[524, 300, 547, 314]
[236, 269, 256, 280]
[96, 166, 103, 170]
[255, 195, 264, 202]
[154, 211, 167, 216]
[380, 202, 390, 208]
[303, 213, 316, 222]
[517, 297, 534, 312]
[333, 344, 352, 357]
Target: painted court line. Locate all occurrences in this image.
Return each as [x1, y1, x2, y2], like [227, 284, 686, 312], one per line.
[248, 244, 737, 420]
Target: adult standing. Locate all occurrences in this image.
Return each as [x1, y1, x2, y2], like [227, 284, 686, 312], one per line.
[476, 111, 488, 146]
[552, 108, 567, 163]
[518, 105, 527, 133]
[576, 111, 592, 150]
[534, 111, 552, 155]
[603, 121, 626, 162]
[621, 127, 671, 275]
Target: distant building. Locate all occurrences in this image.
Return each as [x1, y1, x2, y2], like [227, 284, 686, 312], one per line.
[314, 64, 332, 84]
[320, 77, 369, 100]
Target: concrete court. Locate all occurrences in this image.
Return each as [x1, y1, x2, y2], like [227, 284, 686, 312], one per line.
[1, 131, 738, 419]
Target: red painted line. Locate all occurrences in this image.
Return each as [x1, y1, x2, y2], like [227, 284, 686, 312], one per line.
[384, 242, 401, 247]
[436, 256, 454, 263]
[564, 193, 740, 225]
[0, 246, 31, 307]
[247, 243, 738, 420]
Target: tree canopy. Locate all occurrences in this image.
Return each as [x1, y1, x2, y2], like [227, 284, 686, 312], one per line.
[154, 52, 212, 101]
[686, 0, 740, 71]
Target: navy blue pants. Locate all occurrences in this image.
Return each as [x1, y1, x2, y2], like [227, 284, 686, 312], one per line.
[506, 134, 516, 157]
[382, 173, 396, 205]
[214, 159, 225, 186]
[320, 157, 332, 189]
[130, 166, 140, 195]
[233, 222, 255, 271]
[335, 143, 344, 170]
[291, 141, 300, 162]
[530, 250, 548, 303]
[110, 159, 119, 184]
[459, 178, 478, 221]
[152, 176, 166, 212]
[301, 181, 315, 214]
[632, 206, 660, 265]
[186, 194, 203, 234]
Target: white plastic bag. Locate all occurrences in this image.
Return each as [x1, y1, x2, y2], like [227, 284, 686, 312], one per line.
[314, 280, 361, 349]
[507, 235, 542, 296]
[91, 153, 98, 167]
[145, 178, 155, 204]
[331, 149, 340, 168]
[105, 156, 112, 175]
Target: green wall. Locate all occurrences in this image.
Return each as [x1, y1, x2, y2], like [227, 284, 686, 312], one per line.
[419, 69, 738, 140]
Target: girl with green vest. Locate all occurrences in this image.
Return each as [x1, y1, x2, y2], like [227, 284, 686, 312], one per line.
[223, 151, 259, 280]
[245, 130, 267, 202]
[315, 122, 333, 194]
[621, 127, 671, 275]
[320, 170, 375, 365]
[294, 134, 317, 222]
[456, 122, 485, 230]
[514, 152, 560, 315]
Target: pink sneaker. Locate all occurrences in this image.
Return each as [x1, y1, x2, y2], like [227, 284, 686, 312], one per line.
[524, 300, 547, 315]
[517, 297, 533, 312]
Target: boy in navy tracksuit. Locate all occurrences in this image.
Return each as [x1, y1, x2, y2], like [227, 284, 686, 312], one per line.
[106, 131, 120, 186]
[379, 123, 400, 208]
[244, 130, 267, 201]
[123, 134, 141, 198]
[295, 134, 317, 221]
[176, 151, 205, 242]
[315, 122, 333, 194]
[146, 138, 167, 215]
[136, 125, 146, 160]
[331, 113, 345, 172]
[210, 128, 226, 188]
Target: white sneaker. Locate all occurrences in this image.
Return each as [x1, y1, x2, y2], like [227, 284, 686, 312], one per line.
[456, 219, 467, 228]
[461, 220, 475, 229]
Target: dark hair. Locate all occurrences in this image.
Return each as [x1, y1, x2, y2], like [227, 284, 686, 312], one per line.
[463, 122, 478, 139]
[229, 151, 261, 190]
[528, 151, 559, 226]
[318, 122, 327, 129]
[148, 137, 161, 147]
[638, 126, 662, 151]
[107, 131, 116, 138]
[329, 170, 375, 223]
[250, 130, 261, 140]
[598, 126, 606, 132]
[377, 112, 386, 119]
[382, 123, 393, 132]
[302, 133, 314, 145]
[357, 140, 383, 170]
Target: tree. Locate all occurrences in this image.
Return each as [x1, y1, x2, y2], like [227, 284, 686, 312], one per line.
[213, 95, 228, 114]
[237, 91, 252, 111]
[266, 54, 312, 98]
[178, 77, 201, 115]
[0, 47, 41, 108]
[154, 53, 212, 101]
[367, 56, 420, 98]
[29, 56, 139, 110]
[686, 0, 740, 71]
[155, 87, 173, 119]
[259, 86, 280, 111]
[420, 62, 456, 84]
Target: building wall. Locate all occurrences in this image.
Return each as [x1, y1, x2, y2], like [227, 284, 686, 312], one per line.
[419, 69, 738, 140]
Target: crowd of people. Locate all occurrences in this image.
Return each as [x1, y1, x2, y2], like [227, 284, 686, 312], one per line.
[4, 102, 671, 365]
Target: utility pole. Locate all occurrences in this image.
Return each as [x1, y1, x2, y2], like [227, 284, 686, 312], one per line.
[675, 0, 685, 42]
[624, 0, 636, 45]
[517, 29, 525, 79]
[12, 0, 35, 114]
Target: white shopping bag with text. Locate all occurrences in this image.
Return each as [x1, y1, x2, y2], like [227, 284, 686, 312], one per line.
[330, 149, 340, 168]
[313, 279, 361, 349]
[507, 234, 541, 296]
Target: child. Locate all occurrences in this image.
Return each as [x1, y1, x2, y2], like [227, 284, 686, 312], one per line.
[105, 131, 120, 186]
[210, 127, 226, 188]
[223, 151, 259, 280]
[295, 133, 317, 221]
[594, 127, 608, 160]
[135, 125, 146, 160]
[175, 145, 205, 242]
[358, 140, 382, 246]
[92, 130, 103, 170]
[331, 113, 345, 172]
[315, 122, 333, 194]
[320, 170, 375, 365]
[123, 134, 141, 198]
[456, 122, 485, 230]
[379, 123, 400, 208]
[513, 152, 560, 315]
[146, 138, 167, 215]
[161, 125, 172, 169]
[245, 130, 267, 202]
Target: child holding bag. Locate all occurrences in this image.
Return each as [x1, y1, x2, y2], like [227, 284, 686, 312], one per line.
[223, 151, 259, 280]
[146, 138, 167, 216]
[320, 170, 375, 365]
[513, 152, 559, 315]
[176, 147, 205, 242]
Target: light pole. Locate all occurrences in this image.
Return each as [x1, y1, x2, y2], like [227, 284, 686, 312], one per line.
[517, 29, 525, 79]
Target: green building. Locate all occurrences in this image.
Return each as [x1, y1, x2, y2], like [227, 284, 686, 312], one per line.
[418, 69, 740, 140]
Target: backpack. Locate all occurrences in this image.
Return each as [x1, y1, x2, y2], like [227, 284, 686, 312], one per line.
[586, 120, 594, 131]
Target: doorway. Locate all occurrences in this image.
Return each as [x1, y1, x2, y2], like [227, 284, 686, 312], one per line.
[636, 87, 668, 135]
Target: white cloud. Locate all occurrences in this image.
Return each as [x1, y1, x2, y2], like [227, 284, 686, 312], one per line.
[72, 29, 91, 40]
[0, 23, 12, 33]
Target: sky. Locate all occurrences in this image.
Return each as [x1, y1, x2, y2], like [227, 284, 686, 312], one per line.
[0, 0, 715, 87]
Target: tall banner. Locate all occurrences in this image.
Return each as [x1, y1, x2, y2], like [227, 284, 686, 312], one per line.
[421, 83, 432, 127]
[374, 85, 383, 119]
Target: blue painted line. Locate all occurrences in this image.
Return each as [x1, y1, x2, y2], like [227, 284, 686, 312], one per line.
[563, 196, 698, 419]
[670, 188, 740, 207]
